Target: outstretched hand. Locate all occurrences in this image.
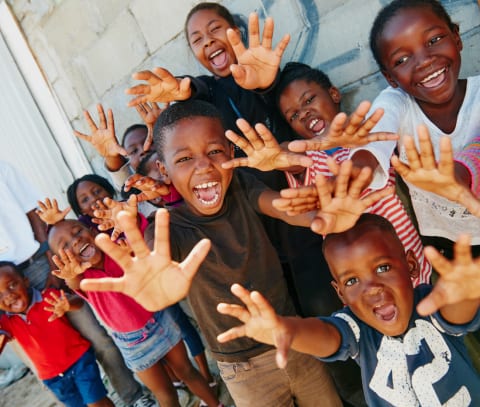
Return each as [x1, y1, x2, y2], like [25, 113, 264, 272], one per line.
[44, 289, 70, 322]
[217, 283, 293, 368]
[74, 104, 127, 159]
[124, 174, 170, 202]
[228, 13, 290, 90]
[80, 209, 211, 312]
[126, 67, 192, 107]
[135, 101, 168, 151]
[36, 198, 71, 225]
[222, 118, 312, 171]
[92, 195, 138, 240]
[274, 159, 394, 235]
[392, 126, 480, 217]
[288, 101, 396, 153]
[52, 249, 91, 280]
[417, 235, 480, 316]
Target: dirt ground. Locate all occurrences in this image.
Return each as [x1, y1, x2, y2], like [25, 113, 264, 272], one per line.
[0, 366, 234, 407]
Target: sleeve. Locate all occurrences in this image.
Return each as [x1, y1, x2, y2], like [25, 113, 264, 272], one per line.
[187, 75, 212, 101]
[453, 135, 480, 196]
[430, 306, 480, 336]
[316, 311, 361, 362]
[348, 87, 404, 190]
[106, 161, 132, 193]
[236, 171, 270, 213]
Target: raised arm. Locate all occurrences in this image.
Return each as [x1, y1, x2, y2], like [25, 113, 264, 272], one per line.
[124, 174, 170, 203]
[36, 198, 71, 225]
[92, 195, 139, 240]
[134, 101, 168, 151]
[125, 67, 192, 107]
[43, 290, 84, 322]
[217, 283, 342, 368]
[74, 104, 128, 172]
[222, 118, 312, 171]
[288, 101, 397, 153]
[79, 209, 211, 312]
[227, 13, 290, 90]
[391, 125, 480, 216]
[417, 234, 480, 322]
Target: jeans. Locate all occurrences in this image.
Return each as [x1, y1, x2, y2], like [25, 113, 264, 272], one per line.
[217, 348, 342, 407]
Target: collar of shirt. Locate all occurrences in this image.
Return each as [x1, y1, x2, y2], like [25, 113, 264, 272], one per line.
[6, 288, 42, 321]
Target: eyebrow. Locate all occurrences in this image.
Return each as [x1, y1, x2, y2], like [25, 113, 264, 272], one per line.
[189, 19, 222, 38]
[387, 24, 445, 60]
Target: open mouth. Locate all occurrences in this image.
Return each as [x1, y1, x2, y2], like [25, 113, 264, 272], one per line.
[307, 118, 326, 137]
[6, 297, 24, 312]
[373, 303, 398, 323]
[209, 49, 228, 68]
[193, 181, 221, 206]
[419, 67, 447, 88]
[79, 243, 95, 259]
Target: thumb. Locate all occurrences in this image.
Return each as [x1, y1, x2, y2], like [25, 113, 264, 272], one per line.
[273, 331, 292, 369]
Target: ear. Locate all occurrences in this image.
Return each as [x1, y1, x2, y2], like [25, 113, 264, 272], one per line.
[405, 250, 419, 280]
[328, 86, 342, 104]
[331, 280, 345, 304]
[156, 160, 171, 185]
[381, 69, 399, 88]
[452, 24, 463, 51]
[228, 142, 235, 159]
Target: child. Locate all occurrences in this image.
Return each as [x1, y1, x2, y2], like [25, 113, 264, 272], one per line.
[216, 214, 480, 406]
[230, 61, 431, 286]
[48, 218, 221, 407]
[78, 100, 392, 407]
[354, 0, 480, 257]
[0, 261, 114, 407]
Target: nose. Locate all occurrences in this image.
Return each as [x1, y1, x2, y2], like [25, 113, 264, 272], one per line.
[363, 282, 385, 302]
[195, 155, 213, 173]
[203, 34, 214, 48]
[299, 108, 310, 122]
[415, 47, 435, 71]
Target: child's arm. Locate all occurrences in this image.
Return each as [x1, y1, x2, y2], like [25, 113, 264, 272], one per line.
[264, 159, 394, 235]
[217, 283, 342, 368]
[135, 101, 168, 151]
[36, 198, 71, 225]
[79, 209, 211, 312]
[222, 118, 313, 172]
[74, 104, 128, 172]
[124, 174, 170, 202]
[288, 101, 397, 153]
[417, 234, 480, 323]
[126, 67, 192, 107]
[227, 13, 290, 90]
[391, 125, 480, 216]
[43, 289, 84, 322]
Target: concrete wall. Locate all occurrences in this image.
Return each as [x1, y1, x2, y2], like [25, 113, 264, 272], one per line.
[5, 0, 480, 174]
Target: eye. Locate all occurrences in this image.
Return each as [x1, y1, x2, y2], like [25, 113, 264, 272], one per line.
[376, 264, 390, 274]
[191, 36, 202, 46]
[394, 55, 409, 67]
[208, 149, 223, 156]
[8, 281, 18, 290]
[175, 156, 191, 164]
[428, 35, 443, 46]
[345, 277, 359, 287]
[305, 95, 315, 105]
[211, 25, 221, 33]
[81, 196, 89, 204]
[289, 112, 299, 122]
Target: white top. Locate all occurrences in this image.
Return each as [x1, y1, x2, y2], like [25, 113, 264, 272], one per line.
[350, 76, 480, 243]
[0, 160, 40, 263]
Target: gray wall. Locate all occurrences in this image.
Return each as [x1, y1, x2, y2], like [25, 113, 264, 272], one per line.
[6, 0, 480, 173]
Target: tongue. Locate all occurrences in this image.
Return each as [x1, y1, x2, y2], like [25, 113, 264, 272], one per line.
[81, 245, 95, 258]
[375, 304, 396, 321]
[211, 51, 227, 67]
[312, 119, 325, 133]
[421, 71, 445, 88]
[196, 187, 217, 202]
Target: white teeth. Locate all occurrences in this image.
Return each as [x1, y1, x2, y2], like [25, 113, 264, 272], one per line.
[209, 49, 223, 59]
[421, 67, 446, 83]
[79, 243, 89, 254]
[308, 119, 319, 130]
[198, 194, 220, 206]
[195, 181, 218, 189]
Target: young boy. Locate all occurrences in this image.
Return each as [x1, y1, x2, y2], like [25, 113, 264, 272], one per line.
[0, 261, 113, 407]
[215, 214, 480, 406]
[78, 99, 391, 407]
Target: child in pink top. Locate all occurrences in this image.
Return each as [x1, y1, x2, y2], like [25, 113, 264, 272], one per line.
[48, 217, 222, 407]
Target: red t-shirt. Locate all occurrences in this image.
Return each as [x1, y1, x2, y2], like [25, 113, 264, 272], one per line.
[0, 289, 90, 380]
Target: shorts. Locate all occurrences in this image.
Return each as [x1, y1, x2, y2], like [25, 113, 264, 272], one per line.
[42, 348, 107, 407]
[110, 310, 182, 372]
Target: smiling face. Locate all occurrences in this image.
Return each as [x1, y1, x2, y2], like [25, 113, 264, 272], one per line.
[377, 6, 463, 115]
[186, 8, 238, 78]
[0, 266, 30, 314]
[159, 116, 233, 216]
[325, 226, 417, 337]
[49, 220, 103, 268]
[279, 79, 341, 140]
[124, 127, 148, 171]
[76, 180, 111, 217]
